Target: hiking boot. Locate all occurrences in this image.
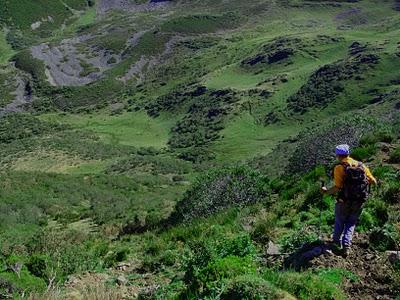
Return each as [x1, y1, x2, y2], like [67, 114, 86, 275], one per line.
[342, 246, 351, 258]
[326, 241, 342, 255]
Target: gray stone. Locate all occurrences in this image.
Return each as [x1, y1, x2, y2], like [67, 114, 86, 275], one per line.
[267, 241, 281, 255]
[116, 275, 128, 286]
[386, 251, 400, 264]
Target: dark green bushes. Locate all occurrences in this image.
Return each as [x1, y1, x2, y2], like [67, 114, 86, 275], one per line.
[360, 130, 396, 145]
[287, 51, 379, 113]
[351, 145, 377, 161]
[146, 87, 238, 162]
[13, 50, 47, 84]
[161, 14, 239, 34]
[287, 116, 376, 173]
[390, 147, 400, 163]
[169, 165, 269, 223]
[182, 234, 257, 297]
[167, 89, 238, 162]
[0, 114, 64, 144]
[220, 275, 284, 300]
[241, 37, 301, 68]
[107, 154, 192, 176]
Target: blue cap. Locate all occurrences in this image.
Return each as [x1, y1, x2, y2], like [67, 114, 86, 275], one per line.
[336, 144, 350, 155]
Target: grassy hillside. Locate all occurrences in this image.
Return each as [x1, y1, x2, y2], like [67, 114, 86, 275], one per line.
[0, 0, 400, 299]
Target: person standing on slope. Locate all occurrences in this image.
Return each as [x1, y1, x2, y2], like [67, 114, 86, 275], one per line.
[321, 144, 377, 257]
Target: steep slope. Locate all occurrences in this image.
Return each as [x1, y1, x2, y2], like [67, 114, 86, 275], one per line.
[0, 0, 400, 299]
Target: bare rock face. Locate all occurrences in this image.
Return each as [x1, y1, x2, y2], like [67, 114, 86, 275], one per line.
[30, 35, 119, 87]
[97, 0, 171, 15]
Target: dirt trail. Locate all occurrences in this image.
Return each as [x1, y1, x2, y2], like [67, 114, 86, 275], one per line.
[282, 234, 398, 300]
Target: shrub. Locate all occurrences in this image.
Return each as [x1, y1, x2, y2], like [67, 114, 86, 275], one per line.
[287, 116, 376, 174]
[351, 145, 377, 161]
[26, 254, 49, 279]
[263, 269, 346, 300]
[199, 255, 257, 287]
[369, 224, 397, 251]
[169, 165, 269, 223]
[280, 228, 319, 253]
[13, 50, 47, 85]
[251, 211, 278, 243]
[383, 182, 400, 204]
[287, 53, 379, 113]
[0, 270, 46, 295]
[0, 114, 64, 144]
[221, 275, 287, 300]
[183, 234, 257, 296]
[360, 130, 395, 145]
[390, 148, 400, 163]
[0, 277, 21, 299]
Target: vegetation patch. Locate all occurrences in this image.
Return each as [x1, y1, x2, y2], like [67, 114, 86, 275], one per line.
[106, 153, 192, 176]
[241, 37, 302, 68]
[168, 89, 239, 162]
[287, 116, 378, 174]
[13, 50, 47, 85]
[0, 113, 64, 144]
[287, 43, 379, 113]
[161, 13, 239, 34]
[169, 166, 269, 223]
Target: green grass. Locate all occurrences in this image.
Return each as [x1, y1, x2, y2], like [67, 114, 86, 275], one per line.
[0, 0, 74, 30]
[0, 30, 14, 65]
[2, 1, 400, 298]
[211, 113, 301, 163]
[40, 111, 175, 148]
[161, 14, 239, 34]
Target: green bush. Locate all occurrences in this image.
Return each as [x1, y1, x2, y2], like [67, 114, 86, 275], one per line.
[280, 229, 319, 253]
[251, 211, 278, 243]
[360, 130, 395, 145]
[0, 114, 64, 144]
[221, 275, 286, 300]
[199, 255, 257, 287]
[13, 50, 47, 84]
[390, 148, 400, 163]
[369, 224, 397, 251]
[263, 269, 346, 300]
[384, 182, 400, 204]
[161, 14, 239, 34]
[26, 254, 49, 279]
[170, 165, 269, 223]
[351, 145, 377, 161]
[0, 270, 46, 295]
[183, 234, 257, 297]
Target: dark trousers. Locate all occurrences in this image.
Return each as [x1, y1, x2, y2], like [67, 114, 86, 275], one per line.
[333, 201, 363, 247]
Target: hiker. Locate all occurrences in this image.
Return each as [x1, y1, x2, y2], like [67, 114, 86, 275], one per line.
[321, 144, 377, 257]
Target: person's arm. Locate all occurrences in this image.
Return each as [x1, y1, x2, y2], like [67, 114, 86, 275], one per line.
[321, 165, 343, 195]
[364, 166, 377, 185]
[321, 185, 340, 195]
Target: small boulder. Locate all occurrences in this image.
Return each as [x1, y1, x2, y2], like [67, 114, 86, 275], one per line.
[386, 251, 400, 265]
[267, 241, 281, 255]
[116, 275, 128, 286]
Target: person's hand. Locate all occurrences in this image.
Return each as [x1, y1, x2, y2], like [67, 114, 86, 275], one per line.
[321, 187, 328, 194]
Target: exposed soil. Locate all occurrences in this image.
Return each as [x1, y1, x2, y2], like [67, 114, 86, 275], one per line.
[335, 8, 362, 20]
[283, 234, 398, 300]
[97, 0, 171, 15]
